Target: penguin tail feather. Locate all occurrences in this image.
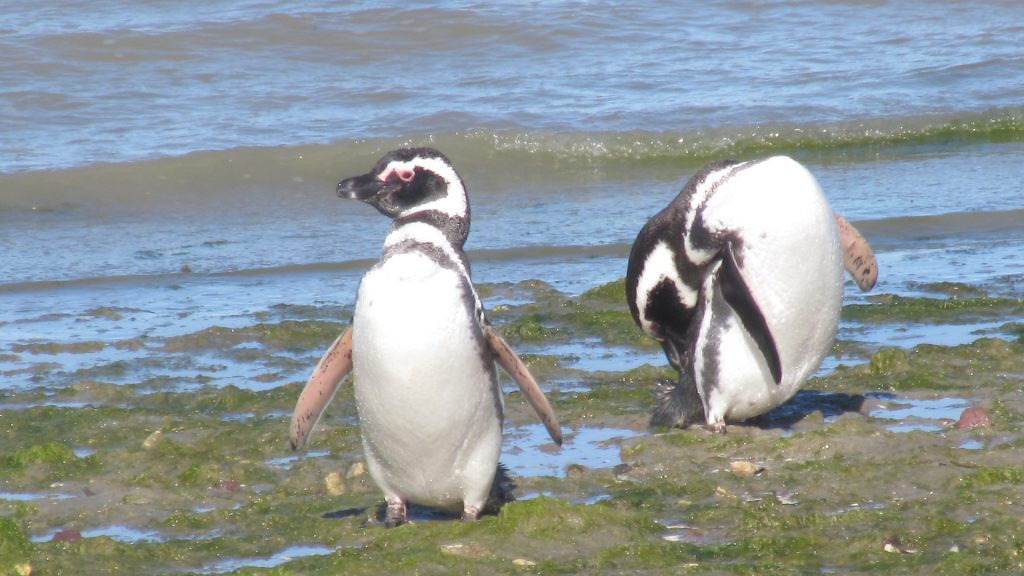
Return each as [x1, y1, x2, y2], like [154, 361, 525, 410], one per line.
[650, 379, 706, 428]
[483, 463, 517, 516]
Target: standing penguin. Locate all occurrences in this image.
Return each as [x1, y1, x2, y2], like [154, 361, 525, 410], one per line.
[290, 147, 562, 526]
[626, 156, 877, 431]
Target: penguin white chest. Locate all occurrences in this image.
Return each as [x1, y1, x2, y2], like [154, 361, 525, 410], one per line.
[351, 251, 502, 510]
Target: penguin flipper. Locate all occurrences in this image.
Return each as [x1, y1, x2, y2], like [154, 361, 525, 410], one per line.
[484, 325, 563, 446]
[718, 243, 784, 385]
[289, 325, 353, 451]
[834, 213, 878, 292]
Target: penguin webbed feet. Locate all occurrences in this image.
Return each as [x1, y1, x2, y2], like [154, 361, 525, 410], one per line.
[705, 421, 728, 435]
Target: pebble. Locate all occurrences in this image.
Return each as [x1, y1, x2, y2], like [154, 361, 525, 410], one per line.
[142, 430, 163, 449]
[728, 461, 761, 476]
[51, 529, 82, 543]
[347, 461, 366, 478]
[955, 407, 993, 430]
[882, 535, 917, 554]
[439, 542, 488, 558]
[324, 471, 346, 496]
[215, 479, 242, 492]
[565, 463, 586, 478]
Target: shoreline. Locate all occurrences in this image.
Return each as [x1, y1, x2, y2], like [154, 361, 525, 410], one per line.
[2, 276, 1023, 573]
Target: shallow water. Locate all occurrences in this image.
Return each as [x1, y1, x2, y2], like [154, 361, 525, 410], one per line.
[502, 423, 642, 478]
[3, 2, 1024, 574]
[867, 394, 970, 433]
[197, 545, 335, 574]
[3, 2, 1023, 172]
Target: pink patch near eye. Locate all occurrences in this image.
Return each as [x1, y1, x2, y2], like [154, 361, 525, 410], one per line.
[378, 167, 415, 182]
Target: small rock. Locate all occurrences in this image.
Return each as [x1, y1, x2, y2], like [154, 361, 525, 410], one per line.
[440, 543, 466, 554]
[439, 542, 488, 558]
[512, 558, 537, 567]
[347, 461, 367, 479]
[565, 463, 586, 478]
[774, 490, 800, 505]
[728, 460, 761, 476]
[612, 463, 633, 476]
[882, 535, 917, 554]
[215, 479, 242, 492]
[955, 407, 993, 430]
[52, 529, 82, 543]
[142, 430, 163, 449]
[324, 471, 347, 496]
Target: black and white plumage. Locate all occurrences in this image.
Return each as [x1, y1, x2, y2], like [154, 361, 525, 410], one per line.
[289, 147, 561, 527]
[626, 156, 877, 431]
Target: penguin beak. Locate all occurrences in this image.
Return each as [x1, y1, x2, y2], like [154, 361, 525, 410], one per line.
[337, 173, 386, 202]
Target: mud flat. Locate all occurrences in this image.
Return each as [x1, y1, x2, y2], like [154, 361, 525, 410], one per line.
[2, 279, 1023, 574]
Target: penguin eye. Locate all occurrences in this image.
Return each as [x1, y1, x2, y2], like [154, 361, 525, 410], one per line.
[396, 169, 415, 182]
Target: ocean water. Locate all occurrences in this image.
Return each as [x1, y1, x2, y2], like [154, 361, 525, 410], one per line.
[1, 0, 1023, 393]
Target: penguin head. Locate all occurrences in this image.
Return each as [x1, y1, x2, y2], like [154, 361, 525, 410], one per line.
[337, 147, 469, 222]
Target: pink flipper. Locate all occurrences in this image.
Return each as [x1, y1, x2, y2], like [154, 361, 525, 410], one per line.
[834, 213, 878, 292]
[484, 325, 562, 446]
[289, 326, 353, 450]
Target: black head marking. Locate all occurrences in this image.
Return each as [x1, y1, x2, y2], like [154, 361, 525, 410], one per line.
[336, 147, 471, 247]
[626, 160, 744, 326]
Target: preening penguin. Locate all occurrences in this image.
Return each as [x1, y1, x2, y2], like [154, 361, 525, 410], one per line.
[625, 156, 878, 431]
[289, 147, 561, 526]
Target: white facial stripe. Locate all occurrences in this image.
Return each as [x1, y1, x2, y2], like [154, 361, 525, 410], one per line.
[635, 241, 696, 336]
[379, 156, 469, 218]
[683, 162, 744, 264]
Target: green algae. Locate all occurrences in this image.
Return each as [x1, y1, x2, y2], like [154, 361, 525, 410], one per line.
[0, 516, 33, 569]
[1, 441, 100, 483]
[495, 313, 553, 342]
[577, 277, 627, 304]
[81, 307, 135, 321]
[843, 293, 1024, 323]
[4, 279, 1024, 574]
[11, 341, 105, 355]
[163, 320, 345, 353]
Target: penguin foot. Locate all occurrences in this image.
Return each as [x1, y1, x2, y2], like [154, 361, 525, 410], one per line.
[384, 498, 408, 528]
[462, 505, 481, 521]
[706, 421, 728, 435]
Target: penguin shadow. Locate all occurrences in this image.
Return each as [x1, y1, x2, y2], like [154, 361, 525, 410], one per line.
[748, 389, 866, 430]
[322, 464, 517, 527]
